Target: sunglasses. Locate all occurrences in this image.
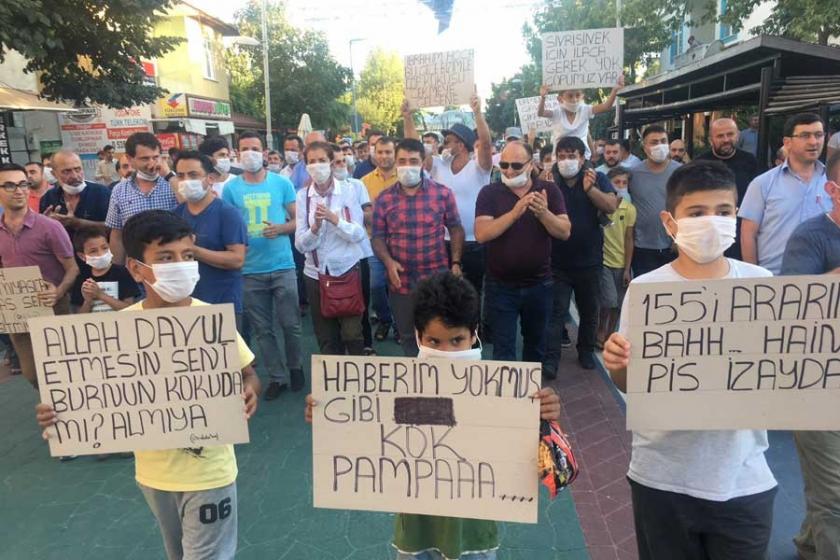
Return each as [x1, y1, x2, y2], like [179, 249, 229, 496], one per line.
[499, 161, 529, 171]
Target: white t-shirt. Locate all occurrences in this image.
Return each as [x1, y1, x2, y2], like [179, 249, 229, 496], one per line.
[550, 103, 594, 159]
[618, 258, 778, 502]
[431, 157, 491, 242]
[346, 177, 374, 258]
[211, 174, 237, 198]
[829, 131, 840, 150]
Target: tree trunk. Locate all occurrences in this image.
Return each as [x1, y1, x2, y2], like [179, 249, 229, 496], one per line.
[818, 26, 829, 46]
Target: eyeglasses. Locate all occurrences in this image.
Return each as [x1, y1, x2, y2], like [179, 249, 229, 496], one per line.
[1, 181, 30, 193]
[790, 132, 826, 140]
[499, 161, 529, 170]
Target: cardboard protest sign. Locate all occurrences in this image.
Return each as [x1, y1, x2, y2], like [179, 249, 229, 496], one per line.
[626, 275, 840, 430]
[542, 28, 623, 90]
[311, 355, 541, 523]
[29, 303, 249, 456]
[404, 49, 474, 108]
[0, 266, 53, 334]
[515, 96, 561, 134]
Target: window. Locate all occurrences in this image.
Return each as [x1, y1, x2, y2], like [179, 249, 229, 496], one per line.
[203, 36, 216, 80]
[669, 23, 685, 64]
[719, 0, 738, 43]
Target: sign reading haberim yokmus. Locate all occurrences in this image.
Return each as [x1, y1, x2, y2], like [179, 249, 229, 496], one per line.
[627, 275, 840, 431]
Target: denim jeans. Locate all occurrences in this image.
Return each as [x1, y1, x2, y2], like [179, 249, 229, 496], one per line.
[369, 253, 393, 325]
[243, 269, 302, 384]
[544, 266, 602, 375]
[483, 276, 553, 362]
[396, 550, 497, 560]
[390, 292, 419, 357]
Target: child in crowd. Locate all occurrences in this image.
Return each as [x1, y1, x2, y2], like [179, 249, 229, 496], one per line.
[305, 271, 562, 560]
[36, 210, 261, 560]
[603, 161, 777, 559]
[596, 167, 635, 347]
[537, 75, 624, 158]
[70, 226, 139, 313]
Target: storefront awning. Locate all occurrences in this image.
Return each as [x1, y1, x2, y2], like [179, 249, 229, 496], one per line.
[0, 85, 78, 112]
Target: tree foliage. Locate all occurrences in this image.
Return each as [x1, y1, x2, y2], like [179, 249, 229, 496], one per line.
[718, 0, 840, 46]
[231, 1, 351, 130]
[355, 48, 404, 133]
[0, 0, 180, 107]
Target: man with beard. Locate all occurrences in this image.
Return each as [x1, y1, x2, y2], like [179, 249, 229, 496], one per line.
[40, 149, 111, 238]
[597, 139, 624, 174]
[696, 118, 759, 259]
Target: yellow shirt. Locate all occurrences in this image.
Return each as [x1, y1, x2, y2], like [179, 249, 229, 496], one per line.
[125, 298, 255, 492]
[602, 198, 637, 269]
[362, 168, 398, 201]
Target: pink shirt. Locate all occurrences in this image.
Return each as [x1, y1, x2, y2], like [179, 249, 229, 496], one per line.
[0, 210, 73, 286]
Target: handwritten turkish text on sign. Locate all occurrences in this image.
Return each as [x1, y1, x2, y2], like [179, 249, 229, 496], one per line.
[0, 266, 53, 334]
[404, 49, 474, 108]
[312, 355, 541, 523]
[515, 96, 561, 134]
[542, 28, 623, 90]
[627, 275, 840, 430]
[30, 304, 250, 456]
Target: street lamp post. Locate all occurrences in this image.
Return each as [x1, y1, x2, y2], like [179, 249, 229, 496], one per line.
[349, 38, 365, 135]
[261, 0, 273, 149]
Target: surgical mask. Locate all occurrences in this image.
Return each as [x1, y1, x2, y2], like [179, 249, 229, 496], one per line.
[397, 166, 422, 187]
[267, 163, 282, 172]
[501, 170, 529, 189]
[138, 260, 200, 303]
[557, 159, 581, 178]
[178, 179, 207, 203]
[307, 162, 333, 185]
[136, 169, 160, 182]
[344, 154, 355, 167]
[416, 333, 482, 361]
[85, 250, 113, 270]
[60, 181, 86, 195]
[424, 143, 435, 156]
[240, 150, 264, 173]
[596, 146, 605, 156]
[285, 151, 300, 165]
[333, 167, 349, 181]
[649, 144, 670, 163]
[668, 215, 736, 264]
[441, 149, 453, 164]
[44, 167, 57, 185]
[614, 187, 631, 202]
[214, 158, 231, 174]
[369, 146, 376, 159]
[562, 101, 582, 113]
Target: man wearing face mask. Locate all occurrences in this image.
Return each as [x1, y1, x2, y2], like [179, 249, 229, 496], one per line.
[422, 131, 441, 160]
[198, 136, 239, 198]
[266, 150, 284, 174]
[372, 138, 464, 357]
[628, 125, 682, 276]
[40, 149, 111, 239]
[172, 151, 247, 327]
[545, 136, 618, 373]
[475, 141, 570, 363]
[280, 134, 304, 180]
[339, 141, 356, 175]
[353, 130, 384, 180]
[106, 133, 178, 264]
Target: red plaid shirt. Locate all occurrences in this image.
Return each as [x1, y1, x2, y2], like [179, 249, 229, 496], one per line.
[372, 177, 461, 294]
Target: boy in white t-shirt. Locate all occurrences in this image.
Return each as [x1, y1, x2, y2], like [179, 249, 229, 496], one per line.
[603, 160, 777, 559]
[537, 76, 624, 159]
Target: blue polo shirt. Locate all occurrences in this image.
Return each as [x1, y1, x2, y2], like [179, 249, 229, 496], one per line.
[174, 198, 247, 313]
[290, 162, 310, 191]
[738, 160, 831, 274]
[222, 172, 296, 275]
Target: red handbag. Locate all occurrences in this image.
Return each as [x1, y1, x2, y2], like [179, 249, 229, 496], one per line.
[307, 193, 365, 318]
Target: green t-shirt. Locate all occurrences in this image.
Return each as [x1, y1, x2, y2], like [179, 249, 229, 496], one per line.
[394, 513, 499, 559]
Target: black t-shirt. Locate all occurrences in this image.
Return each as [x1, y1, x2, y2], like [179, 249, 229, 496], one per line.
[695, 149, 759, 204]
[70, 263, 140, 310]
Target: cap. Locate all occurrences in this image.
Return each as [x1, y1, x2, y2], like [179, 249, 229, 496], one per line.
[441, 123, 477, 151]
[505, 126, 523, 140]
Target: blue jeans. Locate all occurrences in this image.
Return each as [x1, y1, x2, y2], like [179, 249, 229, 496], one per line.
[243, 269, 302, 384]
[368, 254, 393, 325]
[484, 277, 553, 362]
[396, 550, 496, 560]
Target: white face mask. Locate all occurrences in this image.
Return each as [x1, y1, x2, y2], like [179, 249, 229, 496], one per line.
[136, 169, 160, 182]
[60, 181, 86, 195]
[240, 150, 264, 173]
[397, 166, 422, 187]
[86, 250, 113, 270]
[333, 167, 349, 181]
[668, 215, 736, 264]
[139, 260, 200, 303]
[344, 154, 355, 167]
[424, 143, 435, 156]
[44, 167, 57, 185]
[416, 332, 482, 361]
[267, 163, 282, 172]
[285, 151, 300, 165]
[440, 149, 454, 164]
[501, 169, 529, 189]
[562, 101, 582, 113]
[369, 146, 376, 159]
[178, 179, 207, 203]
[596, 146, 605, 156]
[557, 159, 581, 178]
[614, 187, 631, 202]
[648, 144, 670, 163]
[214, 158, 231, 174]
[307, 162, 333, 185]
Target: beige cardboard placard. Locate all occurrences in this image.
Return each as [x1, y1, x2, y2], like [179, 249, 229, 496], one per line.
[311, 355, 541, 523]
[29, 303, 249, 456]
[0, 266, 53, 334]
[542, 28, 624, 90]
[404, 49, 474, 108]
[515, 96, 562, 134]
[626, 275, 840, 430]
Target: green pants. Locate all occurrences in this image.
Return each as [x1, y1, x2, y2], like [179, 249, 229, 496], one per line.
[794, 431, 840, 560]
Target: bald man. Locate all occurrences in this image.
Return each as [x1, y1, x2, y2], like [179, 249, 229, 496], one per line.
[696, 117, 760, 259]
[39, 149, 111, 236]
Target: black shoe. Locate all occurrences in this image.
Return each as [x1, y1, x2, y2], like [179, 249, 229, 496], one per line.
[265, 381, 287, 401]
[374, 322, 391, 342]
[579, 352, 596, 370]
[59, 455, 78, 462]
[561, 327, 572, 348]
[290, 369, 305, 392]
[363, 347, 377, 356]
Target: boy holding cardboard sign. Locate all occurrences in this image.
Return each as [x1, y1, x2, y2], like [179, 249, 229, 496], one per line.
[35, 209, 261, 560]
[603, 161, 777, 559]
